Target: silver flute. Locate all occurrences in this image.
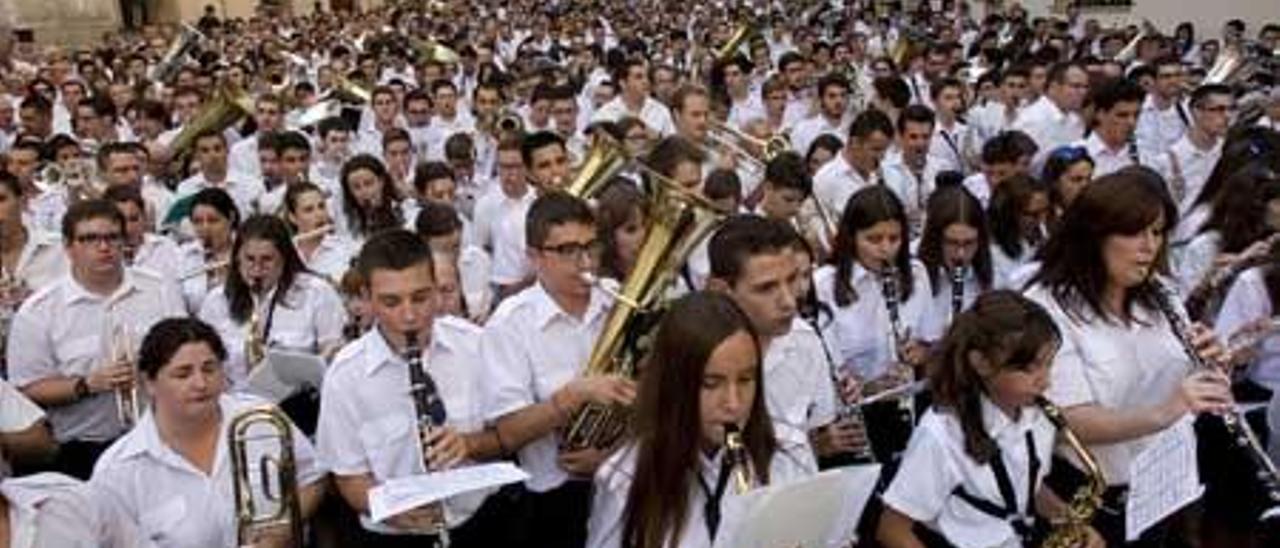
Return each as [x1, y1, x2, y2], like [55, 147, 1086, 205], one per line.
[881, 265, 917, 426]
[1150, 279, 1280, 505]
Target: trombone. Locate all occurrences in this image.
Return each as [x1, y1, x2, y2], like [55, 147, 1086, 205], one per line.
[229, 405, 303, 548]
[705, 119, 790, 172]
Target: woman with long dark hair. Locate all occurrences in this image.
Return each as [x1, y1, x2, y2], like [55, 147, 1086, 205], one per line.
[334, 154, 404, 244]
[197, 215, 347, 390]
[586, 291, 813, 548]
[1024, 171, 1232, 545]
[987, 174, 1050, 288]
[284, 181, 356, 281]
[178, 188, 240, 314]
[1178, 163, 1280, 299]
[916, 186, 995, 342]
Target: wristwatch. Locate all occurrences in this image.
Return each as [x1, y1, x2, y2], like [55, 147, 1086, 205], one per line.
[73, 376, 90, 401]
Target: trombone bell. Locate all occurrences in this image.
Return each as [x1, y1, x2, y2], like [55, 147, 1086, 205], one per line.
[229, 405, 304, 548]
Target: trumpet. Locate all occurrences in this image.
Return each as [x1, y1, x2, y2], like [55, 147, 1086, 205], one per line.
[228, 405, 303, 548]
[496, 111, 524, 135]
[724, 423, 753, 495]
[109, 320, 140, 429]
[1038, 397, 1106, 548]
[402, 330, 450, 537]
[705, 119, 790, 171]
[1150, 279, 1280, 505]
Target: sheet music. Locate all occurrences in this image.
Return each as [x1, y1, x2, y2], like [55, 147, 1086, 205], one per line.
[1126, 416, 1203, 541]
[714, 465, 881, 548]
[244, 349, 327, 402]
[368, 462, 529, 524]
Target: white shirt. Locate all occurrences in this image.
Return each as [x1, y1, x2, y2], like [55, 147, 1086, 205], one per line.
[586, 442, 817, 548]
[1025, 283, 1196, 484]
[0, 379, 45, 479]
[1175, 230, 1220, 296]
[930, 120, 970, 174]
[1078, 132, 1136, 178]
[90, 394, 325, 548]
[919, 267, 983, 342]
[1134, 94, 1190, 159]
[3, 472, 141, 548]
[472, 187, 534, 285]
[764, 318, 838, 457]
[316, 319, 494, 533]
[24, 189, 67, 235]
[299, 233, 357, 282]
[789, 113, 849, 160]
[813, 261, 931, 380]
[882, 397, 1056, 548]
[176, 242, 222, 315]
[423, 113, 476, 161]
[1012, 96, 1085, 167]
[480, 282, 614, 492]
[457, 245, 494, 322]
[1152, 134, 1222, 213]
[129, 233, 182, 282]
[991, 242, 1036, 291]
[962, 173, 993, 209]
[10, 230, 67, 290]
[175, 171, 264, 221]
[226, 133, 262, 180]
[7, 269, 185, 443]
[812, 153, 876, 222]
[591, 96, 676, 137]
[1215, 267, 1280, 391]
[197, 273, 346, 390]
[881, 150, 941, 240]
[968, 101, 1020, 151]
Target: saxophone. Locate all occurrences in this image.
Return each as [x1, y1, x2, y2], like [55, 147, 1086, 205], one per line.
[244, 280, 267, 372]
[1037, 397, 1106, 548]
[723, 423, 754, 495]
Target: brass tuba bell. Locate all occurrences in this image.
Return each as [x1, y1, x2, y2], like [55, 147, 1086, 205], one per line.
[565, 134, 631, 199]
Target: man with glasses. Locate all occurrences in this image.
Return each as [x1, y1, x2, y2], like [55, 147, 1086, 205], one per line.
[480, 192, 634, 546]
[6, 200, 184, 480]
[1135, 56, 1191, 159]
[1013, 61, 1088, 167]
[1156, 83, 1233, 214]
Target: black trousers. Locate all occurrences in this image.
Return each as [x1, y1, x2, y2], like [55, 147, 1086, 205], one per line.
[525, 480, 593, 548]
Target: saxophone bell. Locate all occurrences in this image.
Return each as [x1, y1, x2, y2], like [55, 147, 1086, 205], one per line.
[1036, 397, 1106, 548]
[723, 423, 753, 495]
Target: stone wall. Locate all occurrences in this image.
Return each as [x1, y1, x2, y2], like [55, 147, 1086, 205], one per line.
[10, 0, 122, 48]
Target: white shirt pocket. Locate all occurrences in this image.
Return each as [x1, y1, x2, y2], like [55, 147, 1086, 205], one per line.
[359, 413, 421, 481]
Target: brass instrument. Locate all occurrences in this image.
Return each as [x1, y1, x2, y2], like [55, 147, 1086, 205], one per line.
[292, 100, 342, 128]
[168, 86, 256, 163]
[245, 280, 267, 372]
[1151, 279, 1280, 504]
[1185, 233, 1280, 321]
[562, 164, 729, 451]
[412, 38, 461, 65]
[715, 23, 755, 64]
[150, 24, 205, 83]
[705, 119, 790, 170]
[35, 159, 103, 202]
[402, 330, 449, 536]
[1114, 28, 1147, 65]
[724, 423, 753, 495]
[330, 76, 372, 104]
[109, 319, 140, 429]
[565, 134, 632, 199]
[228, 405, 303, 548]
[496, 111, 525, 135]
[1038, 397, 1106, 548]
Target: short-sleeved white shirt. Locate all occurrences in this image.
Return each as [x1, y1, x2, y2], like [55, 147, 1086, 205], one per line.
[0, 379, 45, 479]
[11, 230, 66, 290]
[90, 394, 325, 548]
[813, 261, 932, 380]
[811, 153, 876, 222]
[764, 318, 838, 457]
[4, 472, 142, 548]
[1215, 267, 1280, 390]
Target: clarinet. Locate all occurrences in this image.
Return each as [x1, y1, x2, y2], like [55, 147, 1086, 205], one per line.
[950, 264, 967, 319]
[881, 265, 917, 426]
[1127, 132, 1142, 167]
[1149, 280, 1280, 505]
[807, 310, 877, 463]
[402, 331, 451, 540]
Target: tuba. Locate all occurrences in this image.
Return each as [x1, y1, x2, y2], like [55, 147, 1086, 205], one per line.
[565, 134, 631, 199]
[330, 76, 372, 105]
[1037, 397, 1106, 548]
[168, 86, 257, 164]
[228, 405, 303, 548]
[562, 171, 728, 451]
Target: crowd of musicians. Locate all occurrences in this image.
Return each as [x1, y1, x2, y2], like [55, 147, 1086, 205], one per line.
[1, 0, 1280, 546]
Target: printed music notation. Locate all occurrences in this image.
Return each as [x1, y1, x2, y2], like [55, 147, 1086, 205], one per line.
[1125, 416, 1203, 541]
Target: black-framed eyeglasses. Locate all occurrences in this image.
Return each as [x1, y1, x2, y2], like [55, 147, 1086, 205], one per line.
[539, 239, 605, 260]
[74, 232, 124, 247]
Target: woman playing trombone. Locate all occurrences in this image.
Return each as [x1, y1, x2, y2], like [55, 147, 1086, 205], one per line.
[90, 317, 326, 548]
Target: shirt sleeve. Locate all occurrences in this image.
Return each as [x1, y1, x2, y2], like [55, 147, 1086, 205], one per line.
[310, 281, 349, 350]
[315, 370, 371, 476]
[1214, 268, 1269, 338]
[479, 314, 538, 422]
[880, 418, 961, 524]
[1043, 313, 1097, 408]
[0, 378, 44, 431]
[6, 300, 58, 387]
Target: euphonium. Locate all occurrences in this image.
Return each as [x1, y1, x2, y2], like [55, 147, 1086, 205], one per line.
[565, 134, 630, 199]
[168, 86, 256, 163]
[402, 330, 449, 536]
[723, 423, 753, 495]
[229, 405, 303, 548]
[110, 321, 140, 429]
[1037, 397, 1106, 548]
[562, 171, 728, 451]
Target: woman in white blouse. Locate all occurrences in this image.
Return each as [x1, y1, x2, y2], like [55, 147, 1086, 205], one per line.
[178, 188, 240, 314]
[587, 292, 815, 548]
[0, 172, 66, 292]
[1023, 172, 1232, 545]
[915, 185, 995, 342]
[91, 317, 326, 548]
[198, 215, 346, 405]
[283, 182, 355, 282]
[334, 154, 404, 246]
[813, 185, 931, 463]
[987, 174, 1049, 289]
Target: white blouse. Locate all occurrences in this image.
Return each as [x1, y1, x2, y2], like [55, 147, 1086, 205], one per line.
[919, 267, 983, 342]
[813, 260, 931, 380]
[1215, 266, 1280, 391]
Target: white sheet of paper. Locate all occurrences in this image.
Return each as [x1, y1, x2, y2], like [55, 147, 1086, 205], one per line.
[367, 463, 529, 524]
[713, 464, 881, 548]
[1125, 416, 1204, 541]
[245, 349, 327, 402]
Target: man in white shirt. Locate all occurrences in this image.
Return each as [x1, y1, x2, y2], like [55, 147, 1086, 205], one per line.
[474, 138, 535, 299]
[425, 80, 476, 161]
[7, 200, 185, 479]
[721, 55, 763, 130]
[1134, 56, 1191, 159]
[311, 117, 354, 195]
[316, 229, 515, 544]
[481, 193, 635, 547]
[1076, 77, 1146, 177]
[968, 67, 1029, 151]
[591, 57, 676, 136]
[1154, 83, 1232, 213]
[705, 216, 848, 466]
[790, 73, 852, 157]
[812, 109, 895, 220]
[964, 131, 1033, 208]
[227, 93, 285, 179]
[1013, 61, 1088, 165]
[928, 77, 971, 174]
[779, 52, 815, 129]
[98, 142, 175, 232]
[0, 379, 55, 479]
[105, 185, 181, 281]
[176, 130, 263, 219]
[522, 131, 573, 192]
[882, 105, 942, 238]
